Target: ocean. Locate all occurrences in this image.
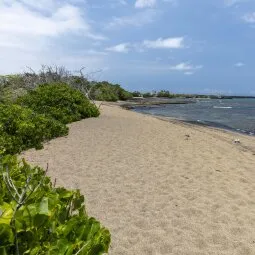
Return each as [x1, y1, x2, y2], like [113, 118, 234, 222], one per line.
[133, 98, 255, 136]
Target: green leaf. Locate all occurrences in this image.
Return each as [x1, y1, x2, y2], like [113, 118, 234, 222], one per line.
[38, 197, 49, 215]
[56, 188, 74, 200]
[0, 247, 8, 255]
[0, 224, 14, 246]
[24, 246, 41, 255]
[0, 154, 110, 254]
[48, 239, 72, 255]
[34, 214, 49, 229]
[0, 203, 13, 225]
[65, 245, 74, 255]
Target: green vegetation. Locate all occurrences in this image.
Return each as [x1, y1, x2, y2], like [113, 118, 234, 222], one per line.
[0, 104, 68, 155]
[142, 92, 154, 98]
[0, 68, 133, 103]
[0, 75, 27, 103]
[156, 90, 175, 98]
[0, 155, 110, 254]
[0, 67, 111, 254]
[0, 82, 100, 155]
[90, 81, 132, 102]
[131, 90, 175, 98]
[131, 91, 142, 97]
[17, 83, 100, 124]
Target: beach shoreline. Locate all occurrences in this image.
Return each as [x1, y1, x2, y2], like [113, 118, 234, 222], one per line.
[121, 99, 255, 137]
[22, 103, 255, 255]
[105, 101, 255, 151]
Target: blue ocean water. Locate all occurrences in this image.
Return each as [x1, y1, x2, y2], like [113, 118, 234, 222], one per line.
[133, 99, 255, 136]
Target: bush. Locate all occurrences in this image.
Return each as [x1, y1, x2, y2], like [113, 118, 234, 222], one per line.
[0, 88, 27, 104]
[132, 91, 142, 97]
[0, 104, 68, 155]
[156, 90, 175, 98]
[90, 81, 132, 102]
[0, 155, 111, 254]
[0, 75, 27, 103]
[17, 83, 100, 124]
[92, 86, 118, 102]
[0, 70, 110, 254]
[116, 87, 133, 101]
[90, 82, 118, 102]
[0, 75, 26, 90]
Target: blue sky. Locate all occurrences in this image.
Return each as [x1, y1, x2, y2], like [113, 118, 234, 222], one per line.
[1, 0, 255, 95]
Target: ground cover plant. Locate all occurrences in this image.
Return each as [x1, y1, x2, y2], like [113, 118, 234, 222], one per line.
[0, 155, 111, 255]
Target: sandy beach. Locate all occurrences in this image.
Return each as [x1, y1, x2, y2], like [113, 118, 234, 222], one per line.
[22, 103, 255, 255]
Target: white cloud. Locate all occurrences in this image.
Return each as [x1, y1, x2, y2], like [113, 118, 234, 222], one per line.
[169, 62, 203, 71]
[17, 0, 56, 11]
[135, 0, 156, 8]
[0, 5, 86, 37]
[106, 43, 130, 53]
[106, 37, 186, 53]
[143, 37, 184, 49]
[0, 1, 106, 39]
[105, 9, 158, 29]
[0, 1, 106, 73]
[235, 62, 245, 67]
[243, 12, 255, 23]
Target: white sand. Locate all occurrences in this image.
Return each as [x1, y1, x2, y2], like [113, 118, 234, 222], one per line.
[22, 104, 255, 255]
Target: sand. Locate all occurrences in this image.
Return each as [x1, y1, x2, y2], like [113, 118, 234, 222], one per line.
[22, 103, 255, 255]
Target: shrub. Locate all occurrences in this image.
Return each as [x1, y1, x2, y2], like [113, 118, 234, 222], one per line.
[156, 90, 175, 98]
[0, 75, 28, 103]
[90, 82, 118, 102]
[116, 87, 133, 101]
[0, 155, 111, 254]
[0, 104, 68, 155]
[0, 75, 26, 90]
[17, 83, 100, 124]
[0, 70, 110, 254]
[132, 91, 142, 97]
[89, 81, 132, 102]
[0, 88, 27, 104]
[142, 92, 154, 98]
[92, 86, 118, 102]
